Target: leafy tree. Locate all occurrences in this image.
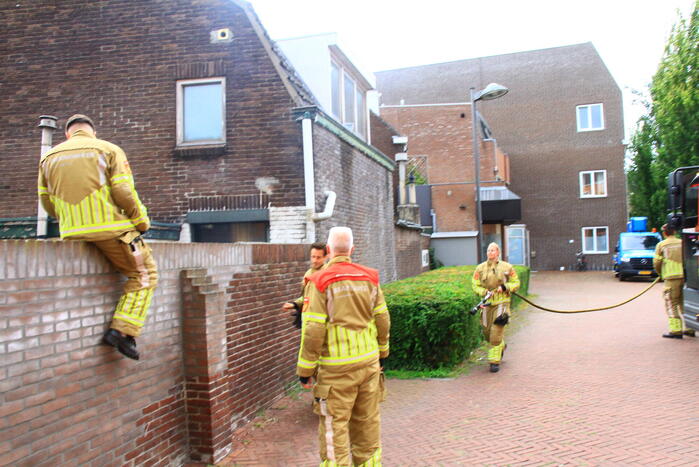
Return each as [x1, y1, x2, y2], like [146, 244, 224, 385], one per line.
[628, 2, 698, 226]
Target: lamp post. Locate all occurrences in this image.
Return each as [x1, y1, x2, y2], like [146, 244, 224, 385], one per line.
[470, 83, 508, 263]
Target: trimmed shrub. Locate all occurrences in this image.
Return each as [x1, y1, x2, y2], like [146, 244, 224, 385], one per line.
[382, 265, 530, 370]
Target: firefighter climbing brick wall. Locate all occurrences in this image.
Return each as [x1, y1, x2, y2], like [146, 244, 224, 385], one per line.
[38, 114, 157, 360]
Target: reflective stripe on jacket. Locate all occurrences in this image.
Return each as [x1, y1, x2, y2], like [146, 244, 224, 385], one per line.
[654, 236, 683, 280]
[472, 259, 520, 305]
[296, 256, 390, 376]
[38, 130, 149, 241]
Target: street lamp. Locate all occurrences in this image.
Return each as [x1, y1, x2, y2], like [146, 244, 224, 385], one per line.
[471, 83, 508, 263]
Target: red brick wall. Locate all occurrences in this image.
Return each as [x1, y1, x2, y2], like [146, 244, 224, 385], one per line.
[312, 125, 398, 283]
[380, 104, 508, 233]
[0, 0, 305, 223]
[394, 227, 430, 280]
[0, 240, 306, 466]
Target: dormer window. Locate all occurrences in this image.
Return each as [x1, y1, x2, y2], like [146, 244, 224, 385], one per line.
[330, 60, 367, 140]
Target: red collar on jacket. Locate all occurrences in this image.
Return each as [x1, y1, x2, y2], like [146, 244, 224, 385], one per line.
[307, 256, 379, 292]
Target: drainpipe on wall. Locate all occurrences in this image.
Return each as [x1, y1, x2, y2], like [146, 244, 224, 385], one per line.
[312, 191, 336, 221]
[300, 113, 337, 229]
[37, 116, 58, 238]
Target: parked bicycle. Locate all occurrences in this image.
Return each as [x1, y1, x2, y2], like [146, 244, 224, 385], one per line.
[575, 251, 587, 271]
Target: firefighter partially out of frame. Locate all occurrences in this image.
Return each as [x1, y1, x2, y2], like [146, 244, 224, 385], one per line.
[296, 226, 390, 466]
[38, 114, 158, 360]
[654, 224, 695, 338]
[472, 242, 520, 373]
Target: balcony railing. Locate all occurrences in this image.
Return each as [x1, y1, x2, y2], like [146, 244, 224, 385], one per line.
[188, 194, 270, 212]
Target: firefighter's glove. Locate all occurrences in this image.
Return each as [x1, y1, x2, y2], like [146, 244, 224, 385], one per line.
[292, 310, 302, 329]
[493, 313, 510, 326]
[379, 358, 386, 370]
[299, 376, 312, 389]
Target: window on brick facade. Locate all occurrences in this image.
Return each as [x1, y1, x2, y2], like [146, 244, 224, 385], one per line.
[176, 77, 226, 146]
[192, 222, 268, 243]
[330, 60, 368, 140]
[582, 226, 608, 254]
[576, 103, 604, 131]
[579, 170, 607, 198]
[343, 72, 356, 132]
[331, 62, 341, 119]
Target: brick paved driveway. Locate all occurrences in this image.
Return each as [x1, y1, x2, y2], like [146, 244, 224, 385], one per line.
[218, 271, 699, 466]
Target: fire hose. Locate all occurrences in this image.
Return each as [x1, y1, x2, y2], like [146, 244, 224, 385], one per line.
[509, 277, 660, 314]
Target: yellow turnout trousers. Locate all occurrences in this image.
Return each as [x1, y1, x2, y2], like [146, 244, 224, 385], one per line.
[482, 302, 509, 364]
[314, 362, 383, 466]
[663, 278, 685, 334]
[92, 231, 158, 337]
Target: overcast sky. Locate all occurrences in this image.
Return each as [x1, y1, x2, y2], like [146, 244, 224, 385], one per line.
[249, 0, 695, 141]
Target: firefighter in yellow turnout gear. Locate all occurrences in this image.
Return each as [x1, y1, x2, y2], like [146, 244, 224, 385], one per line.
[654, 224, 694, 339]
[38, 114, 157, 360]
[282, 242, 327, 328]
[297, 227, 390, 466]
[472, 242, 520, 373]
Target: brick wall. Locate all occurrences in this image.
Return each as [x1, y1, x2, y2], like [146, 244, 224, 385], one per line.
[0, 0, 305, 223]
[0, 239, 307, 466]
[312, 124, 397, 283]
[380, 104, 508, 234]
[394, 228, 430, 280]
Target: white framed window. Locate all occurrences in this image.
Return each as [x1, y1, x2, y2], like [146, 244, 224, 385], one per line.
[576, 103, 604, 131]
[331, 62, 341, 119]
[176, 77, 226, 146]
[343, 72, 356, 131]
[579, 170, 607, 198]
[582, 226, 609, 254]
[330, 60, 367, 140]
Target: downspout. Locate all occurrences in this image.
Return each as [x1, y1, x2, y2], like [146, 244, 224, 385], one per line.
[301, 114, 337, 223]
[302, 116, 316, 213]
[37, 116, 58, 237]
[312, 191, 336, 221]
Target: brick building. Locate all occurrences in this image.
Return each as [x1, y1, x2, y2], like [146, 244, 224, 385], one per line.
[0, 0, 429, 281]
[379, 103, 516, 266]
[376, 43, 627, 270]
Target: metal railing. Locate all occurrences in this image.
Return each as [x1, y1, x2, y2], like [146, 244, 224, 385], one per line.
[187, 194, 270, 212]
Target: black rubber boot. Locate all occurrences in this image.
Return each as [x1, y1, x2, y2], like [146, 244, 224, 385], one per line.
[489, 363, 500, 373]
[103, 329, 140, 360]
[662, 332, 683, 339]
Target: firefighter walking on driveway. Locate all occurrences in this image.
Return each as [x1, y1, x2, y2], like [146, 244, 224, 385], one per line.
[472, 242, 520, 373]
[296, 227, 390, 466]
[38, 114, 158, 360]
[654, 224, 694, 339]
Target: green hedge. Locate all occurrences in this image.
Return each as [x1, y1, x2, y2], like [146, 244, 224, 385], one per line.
[382, 265, 530, 370]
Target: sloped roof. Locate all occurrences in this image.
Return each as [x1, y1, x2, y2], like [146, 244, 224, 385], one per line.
[232, 0, 318, 107]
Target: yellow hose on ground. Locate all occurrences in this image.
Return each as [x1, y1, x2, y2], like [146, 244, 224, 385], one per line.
[512, 277, 660, 314]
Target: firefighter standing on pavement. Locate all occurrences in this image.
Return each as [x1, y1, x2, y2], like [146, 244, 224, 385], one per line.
[38, 114, 158, 360]
[297, 227, 390, 466]
[282, 242, 327, 328]
[472, 242, 520, 373]
[654, 224, 694, 338]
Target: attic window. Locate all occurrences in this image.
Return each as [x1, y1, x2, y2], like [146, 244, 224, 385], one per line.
[330, 60, 367, 140]
[176, 77, 226, 147]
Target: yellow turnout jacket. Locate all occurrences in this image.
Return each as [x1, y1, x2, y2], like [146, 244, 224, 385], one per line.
[38, 129, 150, 241]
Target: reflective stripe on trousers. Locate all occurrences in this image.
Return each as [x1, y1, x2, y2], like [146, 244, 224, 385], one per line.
[92, 233, 158, 337]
